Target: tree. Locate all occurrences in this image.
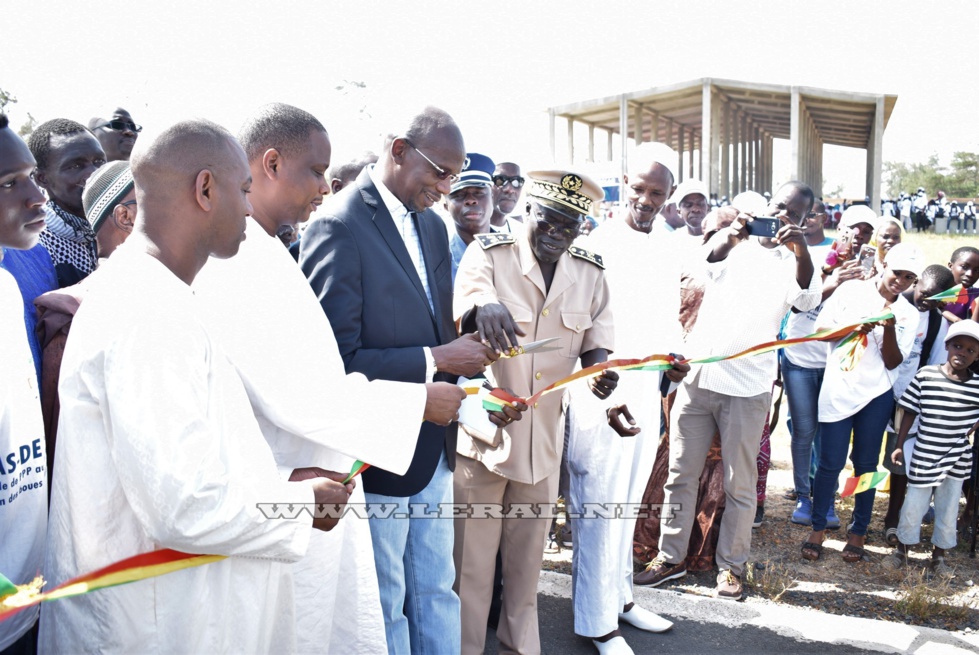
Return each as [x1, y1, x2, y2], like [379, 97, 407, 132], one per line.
[885, 151, 979, 199]
[945, 151, 979, 198]
[17, 112, 36, 137]
[0, 87, 17, 112]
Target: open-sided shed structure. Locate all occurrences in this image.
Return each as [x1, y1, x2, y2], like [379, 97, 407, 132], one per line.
[547, 78, 897, 208]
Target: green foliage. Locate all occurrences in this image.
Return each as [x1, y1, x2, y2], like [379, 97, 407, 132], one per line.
[0, 87, 16, 112]
[17, 112, 36, 137]
[885, 152, 979, 199]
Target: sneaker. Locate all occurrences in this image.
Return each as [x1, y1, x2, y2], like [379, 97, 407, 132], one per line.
[826, 505, 841, 530]
[716, 570, 743, 601]
[791, 497, 813, 526]
[634, 556, 687, 587]
[752, 505, 765, 529]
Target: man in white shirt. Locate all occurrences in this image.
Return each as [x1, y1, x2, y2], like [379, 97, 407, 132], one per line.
[194, 104, 465, 654]
[40, 120, 353, 653]
[639, 182, 821, 601]
[570, 146, 686, 654]
[0, 112, 48, 655]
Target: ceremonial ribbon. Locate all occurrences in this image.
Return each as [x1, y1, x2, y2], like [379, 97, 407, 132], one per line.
[483, 310, 894, 410]
[927, 284, 979, 305]
[342, 459, 369, 484]
[840, 471, 888, 497]
[0, 549, 226, 623]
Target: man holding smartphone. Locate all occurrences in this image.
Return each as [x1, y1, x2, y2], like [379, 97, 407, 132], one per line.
[639, 181, 821, 601]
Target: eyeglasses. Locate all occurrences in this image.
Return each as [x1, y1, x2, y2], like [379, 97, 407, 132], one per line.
[119, 200, 137, 209]
[94, 120, 142, 133]
[493, 175, 525, 189]
[534, 216, 582, 240]
[403, 138, 466, 183]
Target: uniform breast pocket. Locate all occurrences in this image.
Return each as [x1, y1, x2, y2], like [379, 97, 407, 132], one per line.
[499, 297, 534, 332]
[562, 312, 593, 359]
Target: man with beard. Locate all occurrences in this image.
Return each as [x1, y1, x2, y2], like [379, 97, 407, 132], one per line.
[641, 181, 821, 601]
[0, 112, 48, 655]
[88, 108, 140, 162]
[567, 145, 686, 654]
[489, 161, 523, 232]
[28, 119, 106, 286]
[453, 170, 617, 654]
[444, 152, 495, 282]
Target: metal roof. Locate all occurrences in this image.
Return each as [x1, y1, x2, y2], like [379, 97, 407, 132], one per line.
[548, 78, 897, 149]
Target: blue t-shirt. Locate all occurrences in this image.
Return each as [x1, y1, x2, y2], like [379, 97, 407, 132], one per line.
[1, 244, 59, 384]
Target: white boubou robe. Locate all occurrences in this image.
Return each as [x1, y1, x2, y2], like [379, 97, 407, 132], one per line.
[40, 245, 315, 654]
[568, 218, 684, 636]
[194, 218, 426, 655]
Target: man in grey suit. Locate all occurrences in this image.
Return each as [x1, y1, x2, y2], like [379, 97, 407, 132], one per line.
[300, 107, 496, 654]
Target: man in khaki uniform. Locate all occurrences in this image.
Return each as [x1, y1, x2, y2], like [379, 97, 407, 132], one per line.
[452, 170, 619, 654]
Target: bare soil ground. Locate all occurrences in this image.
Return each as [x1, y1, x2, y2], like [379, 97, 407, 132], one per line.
[542, 422, 979, 635]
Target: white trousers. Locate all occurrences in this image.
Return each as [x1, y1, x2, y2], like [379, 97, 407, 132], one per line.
[567, 372, 662, 637]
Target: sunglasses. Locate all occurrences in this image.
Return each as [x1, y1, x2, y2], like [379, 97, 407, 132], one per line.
[403, 138, 467, 183]
[94, 120, 142, 133]
[493, 175, 525, 189]
[534, 216, 582, 240]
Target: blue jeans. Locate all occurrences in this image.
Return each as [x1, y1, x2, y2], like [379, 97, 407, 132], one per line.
[812, 390, 893, 534]
[365, 450, 460, 655]
[783, 359, 824, 497]
[898, 477, 964, 549]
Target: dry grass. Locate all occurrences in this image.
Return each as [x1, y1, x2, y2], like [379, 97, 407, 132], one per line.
[894, 567, 974, 623]
[745, 558, 796, 602]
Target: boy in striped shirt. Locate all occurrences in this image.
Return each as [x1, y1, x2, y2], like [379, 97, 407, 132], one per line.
[887, 320, 979, 574]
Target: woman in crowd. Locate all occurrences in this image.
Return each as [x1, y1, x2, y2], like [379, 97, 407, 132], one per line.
[801, 244, 921, 562]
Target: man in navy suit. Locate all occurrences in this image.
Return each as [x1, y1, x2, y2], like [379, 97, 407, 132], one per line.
[300, 107, 496, 654]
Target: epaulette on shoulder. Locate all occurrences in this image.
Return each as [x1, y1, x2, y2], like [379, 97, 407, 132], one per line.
[568, 245, 604, 269]
[476, 233, 515, 249]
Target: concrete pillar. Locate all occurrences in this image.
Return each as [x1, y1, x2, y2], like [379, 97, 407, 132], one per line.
[619, 95, 628, 206]
[790, 87, 801, 181]
[677, 126, 685, 182]
[567, 117, 574, 163]
[689, 130, 696, 179]
[866, 95, 884, 212]
[587, 124, 595, 162]
[606, 129, 613, 161]
[548, 109, 556, 163]
[732, 111, 740, 193]
[634, 103, 644, 146]
[721, 101, 731, 199]
[706, 83, 720, 198]
[740, 113, 748, 193]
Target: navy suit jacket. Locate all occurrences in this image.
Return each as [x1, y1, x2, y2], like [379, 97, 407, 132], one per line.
[300, 168, 458, 497]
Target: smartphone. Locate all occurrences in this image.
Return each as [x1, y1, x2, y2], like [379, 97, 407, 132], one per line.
[746, 217, 779, 238]
[858, 245, 876, 272]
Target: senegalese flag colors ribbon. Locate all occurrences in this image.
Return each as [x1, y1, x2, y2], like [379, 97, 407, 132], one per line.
[840, 471, 889, 497]
[927, 284, 979, 305]
[483, 310, 895, 411]
[342, 459, 369, 484]
[0, 549, 226, 623]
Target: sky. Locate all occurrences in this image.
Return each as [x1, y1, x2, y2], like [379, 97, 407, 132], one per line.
[4, 0, 978, 197]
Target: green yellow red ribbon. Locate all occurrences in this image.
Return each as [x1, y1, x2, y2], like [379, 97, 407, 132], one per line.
[927, 284, 979, 305]
[0, 549, 226, 623]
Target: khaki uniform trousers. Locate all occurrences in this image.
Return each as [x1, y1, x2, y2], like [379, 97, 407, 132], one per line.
[453, 454, 558, 655]
[658, 369, 771, 576]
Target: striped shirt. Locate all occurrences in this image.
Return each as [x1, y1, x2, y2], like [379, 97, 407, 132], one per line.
[898, 364, 979, 486]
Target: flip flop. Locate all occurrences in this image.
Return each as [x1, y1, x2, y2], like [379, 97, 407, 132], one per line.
[801, 540, 823, 561]
[885, 527, 899, 546]
[842, 543, 869, 563]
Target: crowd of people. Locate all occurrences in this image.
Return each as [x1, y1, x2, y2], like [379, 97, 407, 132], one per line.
[2, 102, 979, 655]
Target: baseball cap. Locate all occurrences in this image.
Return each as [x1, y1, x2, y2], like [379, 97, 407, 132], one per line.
[840, 205, 878, 230]
[884, 242, 924, 277]
[945, 320, 979, 345]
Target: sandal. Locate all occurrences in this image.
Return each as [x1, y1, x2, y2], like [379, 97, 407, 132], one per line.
[885, 527, 899, 547]
[801, 539, 823, 561]
[842, 543, 869, 563]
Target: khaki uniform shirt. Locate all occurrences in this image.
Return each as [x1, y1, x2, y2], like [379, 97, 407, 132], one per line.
[453, 231, 614, 484]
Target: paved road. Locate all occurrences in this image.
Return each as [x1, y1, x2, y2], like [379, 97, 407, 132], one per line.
[480, 572, 979, 655]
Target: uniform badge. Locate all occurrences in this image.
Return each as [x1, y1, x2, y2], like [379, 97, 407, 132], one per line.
[476, 233, 515, 249]
[561, 174, 583, 192]
[568, 245, 604, 269]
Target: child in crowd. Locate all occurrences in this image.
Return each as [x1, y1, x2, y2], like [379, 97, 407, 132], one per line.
[880, 265, 955, 545]
[943, 246, 979, 323]
[886, 320, 979, 575]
